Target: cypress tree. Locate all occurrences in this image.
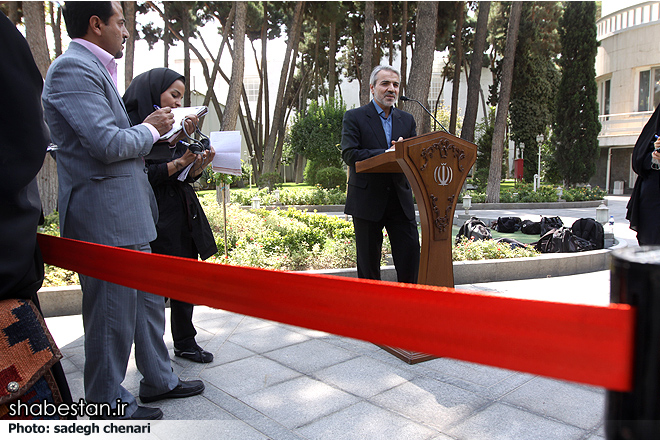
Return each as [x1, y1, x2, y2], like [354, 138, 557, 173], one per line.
[554, 1, 601, 186]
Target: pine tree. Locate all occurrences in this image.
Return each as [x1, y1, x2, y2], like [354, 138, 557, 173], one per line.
[554, 2, 601, 186]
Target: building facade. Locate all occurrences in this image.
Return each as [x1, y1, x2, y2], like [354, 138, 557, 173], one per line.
[594, 1, 660, 193]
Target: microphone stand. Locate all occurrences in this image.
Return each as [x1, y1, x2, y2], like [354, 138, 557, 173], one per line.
[399, 96, 449, 133]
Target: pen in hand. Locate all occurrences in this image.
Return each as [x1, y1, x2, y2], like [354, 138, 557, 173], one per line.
[153, 105, 160, 110]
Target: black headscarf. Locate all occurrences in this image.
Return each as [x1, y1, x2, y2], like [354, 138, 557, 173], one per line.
[123, 67, 184, 126]
[626, 104, 660, 230]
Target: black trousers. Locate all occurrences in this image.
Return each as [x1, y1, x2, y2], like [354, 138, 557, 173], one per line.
[170, 299, 196, 351]
[352, 190, 420, 283]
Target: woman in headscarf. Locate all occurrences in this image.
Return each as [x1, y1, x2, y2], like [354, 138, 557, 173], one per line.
[124, 68, 217, 363]
[627, 103, 660, 245]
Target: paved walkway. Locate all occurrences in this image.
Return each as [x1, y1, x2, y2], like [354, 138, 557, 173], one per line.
[43, 196, 635, 439]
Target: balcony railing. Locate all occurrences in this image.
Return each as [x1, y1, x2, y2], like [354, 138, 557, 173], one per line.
[598, 111, 653, 138]
[598, 2, 660, 40]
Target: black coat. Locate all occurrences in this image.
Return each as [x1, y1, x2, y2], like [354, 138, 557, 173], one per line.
[0, 12, 48, 300]
[146, 151, 217, 260]
[627, 104, 660, 244]
[341, 101, 417, 222]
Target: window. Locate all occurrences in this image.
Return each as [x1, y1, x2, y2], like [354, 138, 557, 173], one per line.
[638, 67, 660, 111]
[602, 79, 611, 116]
[244, 76, 260, 102]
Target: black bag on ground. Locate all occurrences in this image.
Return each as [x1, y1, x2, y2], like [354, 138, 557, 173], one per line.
[495, 216, 522, 233]
[534, 227, 598, 253]
[495, 237, 528, 249]
[540, 216, 564, 235]
[521, 219, 542, 235]
[571, 218, 605, 250]
[456, 217, 492, 244]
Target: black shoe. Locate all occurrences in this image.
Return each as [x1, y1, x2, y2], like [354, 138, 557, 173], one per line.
[90, 405, 163, 420]
[174, 345, 214, 363]
[140, 379, 205, 403]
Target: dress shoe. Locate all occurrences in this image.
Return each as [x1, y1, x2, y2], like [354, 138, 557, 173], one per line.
[174, 345, 214, 363]
[140, 379, 205, 403]
[90, 405, 163, 420]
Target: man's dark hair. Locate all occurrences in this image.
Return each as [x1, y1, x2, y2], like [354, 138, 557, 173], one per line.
[62, 2, 114, 39]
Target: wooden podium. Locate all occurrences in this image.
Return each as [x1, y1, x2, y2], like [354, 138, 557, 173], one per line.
[355, 130, 478, 363]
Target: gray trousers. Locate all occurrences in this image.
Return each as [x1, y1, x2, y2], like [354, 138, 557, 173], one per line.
[79, 242, 178, 416]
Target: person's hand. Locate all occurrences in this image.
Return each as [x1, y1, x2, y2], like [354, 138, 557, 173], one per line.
[144, 107, 175, 136]
[653, 138, 660, 162]
[172, 148, 197, 172]
[192, 146, 215, 177]
[387, 136, 404, 151]
[169, 114, 199, 145]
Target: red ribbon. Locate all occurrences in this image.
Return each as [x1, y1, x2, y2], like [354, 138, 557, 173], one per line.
[38, 233, 635, 391]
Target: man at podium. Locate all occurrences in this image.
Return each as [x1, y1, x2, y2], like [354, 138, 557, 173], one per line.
[341, 65, 420, 283]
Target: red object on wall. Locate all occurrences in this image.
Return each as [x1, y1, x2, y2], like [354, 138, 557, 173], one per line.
[514, 158, 524, 181]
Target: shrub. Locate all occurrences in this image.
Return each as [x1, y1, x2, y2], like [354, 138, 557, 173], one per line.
[257, 172, 283, 190]
[453, 237, 540, 261]
[315, 167, 347, 191]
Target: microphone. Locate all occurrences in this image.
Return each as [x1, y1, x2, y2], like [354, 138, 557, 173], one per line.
[399, 96, 449, 133]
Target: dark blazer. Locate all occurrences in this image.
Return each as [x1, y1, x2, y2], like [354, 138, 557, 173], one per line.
[0, 12, 48, 300]
[341, 101, 417, 222]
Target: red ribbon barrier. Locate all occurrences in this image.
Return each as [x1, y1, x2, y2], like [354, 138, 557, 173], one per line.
[38, 233, 635, 391]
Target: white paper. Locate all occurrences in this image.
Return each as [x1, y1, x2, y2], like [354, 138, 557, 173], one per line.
[159, 106, 208, 141]
[210, 131, 242, 176]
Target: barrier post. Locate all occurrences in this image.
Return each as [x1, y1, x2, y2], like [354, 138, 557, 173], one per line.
[607, 247, 660, 439]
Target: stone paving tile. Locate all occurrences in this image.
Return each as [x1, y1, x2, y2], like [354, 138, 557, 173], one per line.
[371, 376, 490, 431]
[231, 316, 277, 334]
[149, 420, 271, 440]
[296, 401, 439, 440]
[242, 376, 361, 429]
[206, 340, 256, 365]
[264, 339, 358, 374]
[500, 376, 605, 430]
[228, 324, 310, 353]
[157, 391, 231, 420]
[446, 402, 587, 440]
[201, 382, 307, 440]
[421, 358, 520, 391]
[313, 356, 415, 399]
[200, 355, 301, 398]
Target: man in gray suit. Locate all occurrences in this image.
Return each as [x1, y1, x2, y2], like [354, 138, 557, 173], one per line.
[42, 1, 204, 420]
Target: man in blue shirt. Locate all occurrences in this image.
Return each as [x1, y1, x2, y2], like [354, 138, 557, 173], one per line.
[341, 65, 420, 283]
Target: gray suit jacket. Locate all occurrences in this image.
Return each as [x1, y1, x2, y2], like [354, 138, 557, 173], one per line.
[43, 42, 158, 247]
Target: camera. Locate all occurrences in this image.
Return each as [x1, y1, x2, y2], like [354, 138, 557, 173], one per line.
[178, 138, 210, 155]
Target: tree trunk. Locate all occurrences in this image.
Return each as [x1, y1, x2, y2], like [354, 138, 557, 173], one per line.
[329, 21, 337, 100]
[182, 14, 191, 106]
[486, 1, 522, 203]
[49, 2, 62, 57]
[360, 1, 375, 106]
[262, 0, 304, 174]
[388, 1, 394, 65]
[400, 1, 408, 95]
[7, 1, 19, 24]
[123, 1, 136, 90]
[163, 1, 170, 67]
[221, 1, 246, 131]
[406, 2, 438, 134]
[461, 1, 490, 142]
[449, 1, 464, 135]
[23, 1, 50, 78]
[24, 1, 58, 215]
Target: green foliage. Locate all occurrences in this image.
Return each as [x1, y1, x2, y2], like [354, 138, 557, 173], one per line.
[554, 2, 601, 185]
[303, 160, 324, 185]
[257, 172, 283, 190]
[473, 107, 505, 191]
[453, 237, 540, 261]
[289, 98, 346, 171]
[314, 167, 347, 191]
[460, 183, 606, 203]
[230, 186, 347, 206]
[510, 2, 562, 183]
